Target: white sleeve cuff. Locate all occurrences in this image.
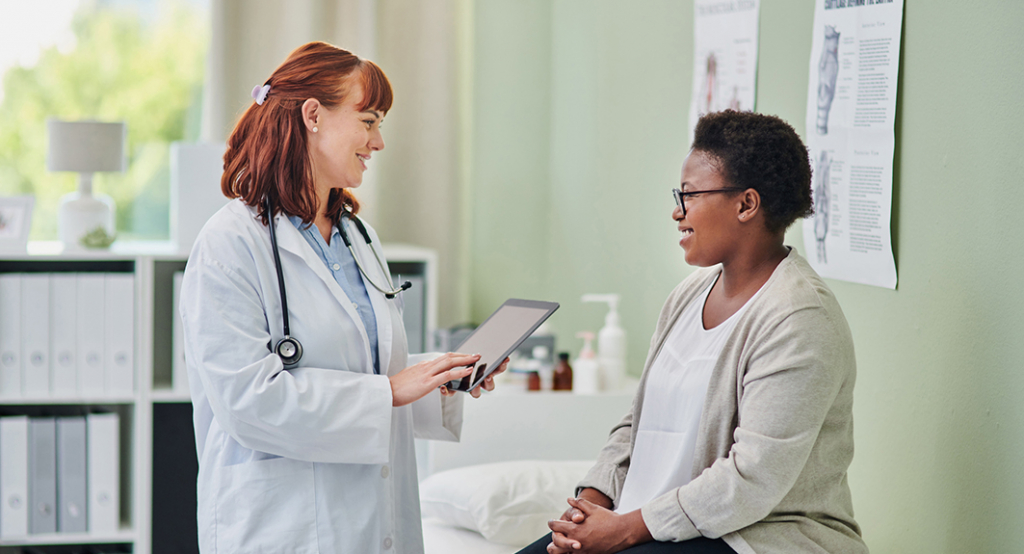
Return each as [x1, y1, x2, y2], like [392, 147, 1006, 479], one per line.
[409, 352, 464, 441]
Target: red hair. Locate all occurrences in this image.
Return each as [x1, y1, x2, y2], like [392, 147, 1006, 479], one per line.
[221, 41, 393, 224]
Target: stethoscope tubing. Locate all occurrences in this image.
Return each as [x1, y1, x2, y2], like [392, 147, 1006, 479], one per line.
[264, 197, 410, 365]
[266, 197, 293, 337]
[340, 218, 410, 299]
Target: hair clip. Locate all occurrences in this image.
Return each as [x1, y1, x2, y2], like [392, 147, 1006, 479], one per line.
[251, 84, 271, 105]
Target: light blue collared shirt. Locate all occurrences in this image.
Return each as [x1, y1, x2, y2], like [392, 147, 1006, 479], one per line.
[289, 216, 380, 374]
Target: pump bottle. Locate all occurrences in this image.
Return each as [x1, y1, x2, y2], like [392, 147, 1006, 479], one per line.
[582, 294, 626, 391]
[572, 332, 601, 394]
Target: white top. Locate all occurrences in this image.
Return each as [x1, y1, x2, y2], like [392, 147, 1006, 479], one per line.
[616, 279, 759, 514]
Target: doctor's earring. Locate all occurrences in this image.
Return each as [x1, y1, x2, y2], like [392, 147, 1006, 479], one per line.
[312, 126, 318, 133]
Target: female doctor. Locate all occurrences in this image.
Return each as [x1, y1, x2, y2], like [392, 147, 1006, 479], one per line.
[179, 42, 500, 554]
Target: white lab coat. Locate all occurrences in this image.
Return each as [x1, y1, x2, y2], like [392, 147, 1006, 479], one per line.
[180, 199, 463, 554]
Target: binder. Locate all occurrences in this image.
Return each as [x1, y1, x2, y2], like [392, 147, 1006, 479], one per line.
[76, 274, 106, 396]
[57, 416, 88, 533]
[87, 412, 120, 533]
[104, 274, 135, 395]
[0, 274, 22, 398]
[28, 417, 57, 534]
[21, 274, 51, 397]
[51, 274, 79, 396]
[0, 415, 29, 538]
[172, 271, 188, 394]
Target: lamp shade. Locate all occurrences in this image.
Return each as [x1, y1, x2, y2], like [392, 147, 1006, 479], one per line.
[46, 120, 126, 172]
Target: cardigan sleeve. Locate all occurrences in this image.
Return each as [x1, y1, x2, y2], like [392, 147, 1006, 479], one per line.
[575, 407, 633, 500]
[640, 304, 854, 541]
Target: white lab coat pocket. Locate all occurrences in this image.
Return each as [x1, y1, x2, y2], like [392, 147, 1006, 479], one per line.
[214, 457, 318, 554]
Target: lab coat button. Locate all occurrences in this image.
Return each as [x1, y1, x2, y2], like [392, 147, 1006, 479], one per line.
[383, 537, 393, 550]
[381, 465, 390, 479]
[332, 263, 341, 271]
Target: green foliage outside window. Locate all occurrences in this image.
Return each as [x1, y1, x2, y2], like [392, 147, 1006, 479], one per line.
[0, 1, 208, 241]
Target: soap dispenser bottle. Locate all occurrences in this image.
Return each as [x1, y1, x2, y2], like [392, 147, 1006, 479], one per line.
[572, 332, 601, 394]
[582, 294, 626, 392]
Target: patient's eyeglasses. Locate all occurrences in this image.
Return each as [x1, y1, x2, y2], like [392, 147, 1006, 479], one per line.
[672, 187, 746, 218]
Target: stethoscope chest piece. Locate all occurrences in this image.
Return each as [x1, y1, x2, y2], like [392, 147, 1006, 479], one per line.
[275, 335, 303, 366]
[264, 198, 410, 368]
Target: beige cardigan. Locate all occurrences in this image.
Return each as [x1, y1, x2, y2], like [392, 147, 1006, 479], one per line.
[578, 249, 868, 554]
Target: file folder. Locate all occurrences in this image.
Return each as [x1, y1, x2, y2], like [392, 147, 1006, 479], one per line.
[21, 274, 51, 397]
[28, 417, 57, 534]
[172, 271, 188, 394]
[0, 415, 29, 538]
[0, 274, 22, 398]
[77, 275, 106, 396]
[51, 274, 79, 396]
[104, 274, 135, 395]
[87, 412, 120, 533]
[57, 416, 88, 533]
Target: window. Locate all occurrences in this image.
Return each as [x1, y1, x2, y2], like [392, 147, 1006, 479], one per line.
[0, 0, 210, 241]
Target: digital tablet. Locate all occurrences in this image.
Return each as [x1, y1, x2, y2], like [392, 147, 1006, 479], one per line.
[446, 299, 559, 392]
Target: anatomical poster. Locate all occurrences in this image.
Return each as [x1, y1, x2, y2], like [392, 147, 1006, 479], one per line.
[688, 0, 760, 141]
[803, 0, 904, 289]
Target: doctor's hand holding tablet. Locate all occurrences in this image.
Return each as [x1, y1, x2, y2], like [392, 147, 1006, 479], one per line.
[178, 41, 531, 554]
[396, 296, 562, 402]
[391, 351, 497, 404]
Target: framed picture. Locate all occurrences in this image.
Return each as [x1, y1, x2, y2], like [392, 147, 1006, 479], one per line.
[0, 195, 35, 253]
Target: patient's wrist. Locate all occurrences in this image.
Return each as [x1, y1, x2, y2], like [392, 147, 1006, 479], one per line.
[577, 488, 613, 510]
[620, 509, 654, 548]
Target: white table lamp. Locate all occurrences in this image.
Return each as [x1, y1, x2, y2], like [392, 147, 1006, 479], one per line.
[47, 119, 126, 250]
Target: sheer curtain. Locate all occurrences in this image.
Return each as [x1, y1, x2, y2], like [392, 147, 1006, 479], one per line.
[200, 0, 470, 327]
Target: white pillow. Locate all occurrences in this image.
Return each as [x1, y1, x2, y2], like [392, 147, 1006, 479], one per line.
[419, 460, 594, 546]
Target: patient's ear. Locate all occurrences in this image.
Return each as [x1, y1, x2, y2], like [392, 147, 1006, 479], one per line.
[736, 188, 761, 223]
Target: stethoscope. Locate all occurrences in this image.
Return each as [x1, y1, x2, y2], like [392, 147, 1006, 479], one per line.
[266, 197, 412, 366]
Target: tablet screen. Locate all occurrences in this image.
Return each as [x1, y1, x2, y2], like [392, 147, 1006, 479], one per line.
[449, 299, 558, 391]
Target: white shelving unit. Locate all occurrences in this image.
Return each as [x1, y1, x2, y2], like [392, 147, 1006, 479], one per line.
[0, 241, 438, 554]
[0, 247, 185, 554]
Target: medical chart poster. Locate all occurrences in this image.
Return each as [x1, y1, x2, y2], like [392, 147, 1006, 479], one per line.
[802, 0, 904, 289]
[688, 0, 760, 141]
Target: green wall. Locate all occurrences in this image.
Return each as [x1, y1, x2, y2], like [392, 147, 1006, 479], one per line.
[468, 1, 1024, 552]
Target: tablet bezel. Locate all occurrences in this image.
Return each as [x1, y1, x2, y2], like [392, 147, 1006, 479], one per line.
[447, 298, 559, 392]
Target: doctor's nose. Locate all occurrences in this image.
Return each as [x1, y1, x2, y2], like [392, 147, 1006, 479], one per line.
[370, 127, 385, 151]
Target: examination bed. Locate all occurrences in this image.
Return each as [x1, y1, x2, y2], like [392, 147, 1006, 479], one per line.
[417, 390, 635, 553]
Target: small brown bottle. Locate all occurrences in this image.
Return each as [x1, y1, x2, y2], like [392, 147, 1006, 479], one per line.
[552, 352, 573, 391]
[526, 371, 541, 391]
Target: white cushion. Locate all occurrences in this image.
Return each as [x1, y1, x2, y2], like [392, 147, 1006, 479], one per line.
[419, 460, 594, 546]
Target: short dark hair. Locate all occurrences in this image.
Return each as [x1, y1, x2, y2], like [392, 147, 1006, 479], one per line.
[691, 110, 812, 234]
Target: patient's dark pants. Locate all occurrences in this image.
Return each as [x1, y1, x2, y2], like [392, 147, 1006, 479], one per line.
[515, 533, 736, 554]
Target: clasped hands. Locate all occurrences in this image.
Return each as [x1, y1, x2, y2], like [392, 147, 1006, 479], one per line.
[545, 488, 652, 554]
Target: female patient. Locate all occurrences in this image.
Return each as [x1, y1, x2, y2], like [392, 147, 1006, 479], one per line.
[519, 110, 867, 554]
